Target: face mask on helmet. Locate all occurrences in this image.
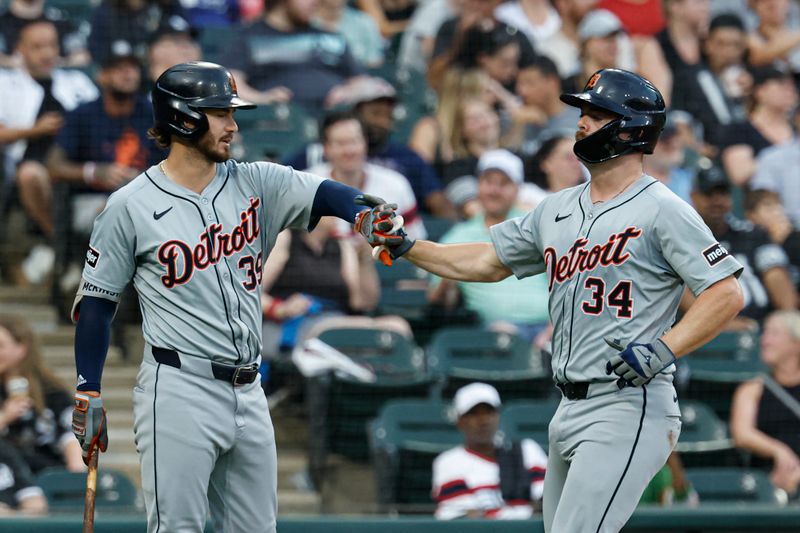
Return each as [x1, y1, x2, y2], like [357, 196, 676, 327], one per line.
[573, 117, 635, 164]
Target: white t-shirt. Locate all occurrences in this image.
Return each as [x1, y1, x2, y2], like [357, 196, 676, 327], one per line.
[494, 3, 561, 48]
[432, 440, 547, 520]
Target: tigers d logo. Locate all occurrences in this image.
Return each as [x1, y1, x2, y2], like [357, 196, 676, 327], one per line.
[587, 73, 601, 89]
[228, 74, 238, 94]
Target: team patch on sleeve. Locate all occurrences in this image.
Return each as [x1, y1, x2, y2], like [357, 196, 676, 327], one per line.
[702, 243, 729, 267]
[86, 246, 100, 269]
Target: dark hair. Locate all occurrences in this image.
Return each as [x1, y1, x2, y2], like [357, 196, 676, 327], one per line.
[457, 25, 518, 68]
[525, 135, 571, 188]
[708, 13, 745, 33]
[744, 188, 782, 212]
[320, 110, 366, 143]
[147, 126, 171, 149]
[519, 54, 559, 79]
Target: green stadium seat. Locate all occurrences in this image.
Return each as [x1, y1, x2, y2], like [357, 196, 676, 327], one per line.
[685, 331, 765, 419]
[199, 26, 233, 64]
[685, 468, 785, 505]
[420, 216, 454, 243]
[375, 260, 427, 288]
[36, 467, 138, 513]
[427, 327, 553, 401]
[497, 399, 559, 453]
[675, 400, 741, 468]
[305, 328, 434, 488]
[370, 398, 461, 511]
[233, 104, 317, 162]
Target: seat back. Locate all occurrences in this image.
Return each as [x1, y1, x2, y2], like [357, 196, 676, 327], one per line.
[498, 399, 559, 453]
[37, 468, 138, 512]
[685, 468, 784, 505]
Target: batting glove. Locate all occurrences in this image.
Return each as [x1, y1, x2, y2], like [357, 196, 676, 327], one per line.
[604, 337, 676, 387]
[72, 391, 108, 465]
[354, 194, 415, 264]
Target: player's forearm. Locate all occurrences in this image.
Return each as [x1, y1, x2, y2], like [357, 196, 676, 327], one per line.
[74, 296, 117, 391]
[404, 240, 511, 282]
[661, 276, 744, 357]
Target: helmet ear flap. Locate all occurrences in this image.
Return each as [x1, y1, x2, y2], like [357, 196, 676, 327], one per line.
[159, 100, 209, 140]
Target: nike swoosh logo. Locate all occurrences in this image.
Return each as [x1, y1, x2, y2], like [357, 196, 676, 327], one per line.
[555, 213, 572, 222]
[153, 207, 173, 220]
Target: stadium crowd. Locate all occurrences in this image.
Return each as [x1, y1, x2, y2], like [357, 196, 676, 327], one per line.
[0, 0, 798, 519]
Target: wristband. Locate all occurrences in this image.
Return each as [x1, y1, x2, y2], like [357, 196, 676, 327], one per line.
[83, 162, 97, 185]
[264, 297, 283, 322]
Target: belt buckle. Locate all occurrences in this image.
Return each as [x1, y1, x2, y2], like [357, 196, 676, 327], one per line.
[232, 364, 257, 386]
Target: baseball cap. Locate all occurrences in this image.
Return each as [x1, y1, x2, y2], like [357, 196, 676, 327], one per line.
[578, 9, 624, 42]
[347, 76, 398, 106]
[453, 383, 502, 417]
[477, 149, 524, 184]
[750, 65, 791, 87]
[100, 39, 141, 69]
[694, 164, 730, 194]
[150, 15, 200, 45]
[445, 175, 479, 208]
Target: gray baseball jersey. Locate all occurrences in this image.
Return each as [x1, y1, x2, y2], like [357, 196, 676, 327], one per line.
[490, 175, 743, 533]
[75, 160, 325, 533]
[490, 176, 743, 384]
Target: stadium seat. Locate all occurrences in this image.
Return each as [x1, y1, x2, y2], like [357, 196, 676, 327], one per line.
[305, 328, 434, 488]
[427, 327, 553, 401]
[685, 331, 765, 419]
[234, 104, 317, 162]
[419, 216, 454, 243]
[375, 260, 426, 288]
[497, 399, 560, 454]
[369, 398, 461, 511]
[675, 400, 741, 468]
[685, 468, 785, 505]
[36, 467, 138, 513]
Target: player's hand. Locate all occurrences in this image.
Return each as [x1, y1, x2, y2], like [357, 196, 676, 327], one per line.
[72, 391, 108, 465]
[604, 337, 676, 387]
[354, 194, 415, 264]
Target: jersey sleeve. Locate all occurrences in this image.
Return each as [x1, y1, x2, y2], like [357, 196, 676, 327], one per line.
[489, 207, 545, 279]
[254, 162, 325, 232]
[654, 198, 743, 295]
[76, 190, 137, 303]
[521, 439, 548, 501]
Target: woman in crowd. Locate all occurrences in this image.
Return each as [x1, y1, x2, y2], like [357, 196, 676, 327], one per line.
[517, 135, 585, 209]
[730, 310, 800, 497]
[0, 315, 84, 474]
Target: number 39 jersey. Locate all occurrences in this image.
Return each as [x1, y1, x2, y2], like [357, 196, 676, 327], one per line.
[74, 161, 325, 365]
[490, 176, 743, 384]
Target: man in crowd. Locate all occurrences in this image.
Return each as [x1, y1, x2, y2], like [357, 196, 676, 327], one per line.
[146, 15, 202, 82]
[0, 19, 97, 284]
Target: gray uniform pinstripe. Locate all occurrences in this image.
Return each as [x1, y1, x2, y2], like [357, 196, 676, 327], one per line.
[76, 160, 325, 532]
[491, 176, 743, 532]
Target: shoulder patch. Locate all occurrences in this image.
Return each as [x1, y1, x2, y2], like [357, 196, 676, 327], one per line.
[86, 246, 100, 268]
[702, 243, 729, 267]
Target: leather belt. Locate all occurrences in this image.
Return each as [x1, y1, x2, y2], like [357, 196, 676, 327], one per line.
[556, 382, 590, 400]
[151, 347, 259, 386]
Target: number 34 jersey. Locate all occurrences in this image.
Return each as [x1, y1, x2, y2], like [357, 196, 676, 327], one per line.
[491, 175, 743, 384]
[74, 161, 325, 365]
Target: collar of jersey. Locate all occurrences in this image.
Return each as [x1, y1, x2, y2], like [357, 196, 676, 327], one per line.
[149, 162, 228, 200]
[580, 174, 656, 215]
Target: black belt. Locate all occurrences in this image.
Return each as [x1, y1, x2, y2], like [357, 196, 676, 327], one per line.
[556, 382, 590, 400]
[151, 347, 259, 386]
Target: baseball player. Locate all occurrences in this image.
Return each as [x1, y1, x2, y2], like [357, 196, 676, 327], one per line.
[375, 69, 745, 532]
[68, 61, 401, 533]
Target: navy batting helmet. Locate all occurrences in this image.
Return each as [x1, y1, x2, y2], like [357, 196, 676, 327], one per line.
[152, 61, 255, 141]
[560, 69, 666, 164]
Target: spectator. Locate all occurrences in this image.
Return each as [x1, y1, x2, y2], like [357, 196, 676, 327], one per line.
[537, 0, 600, 78]
[89, 0, 184, 66]
[441, 97, 504, 184]
[673, 13, 749, 150]
[427, 0, 536, 92]
[643, 117, 694, 204]
[495, 0, 562, 50]
[355, 0, 415, 38]
[287, 77, 456, 219]
[562, 9, 631, 93]
[432, 383, 547, 519]
[720, 66, 797, 187]
[745, 189, 800, 292]
[223, 0, 365, 109]
[747, 0, 800, 73]
[313, 0, 385, 68]
[598, 0, 665, 37]
[690, 165, 797, 326]
[518, 135, 585, 209]
[456, 24, 521, 91]
[260, 218, 410, 357]
[511, 55, 581, 156]
[751, 120, 800, 227]
[0, 440, 47, 515]
[306, 110, 427, 239]
[654, 0, 710, 105]
[146, 15, 202, 82]
[0, 315, 84, 474]
[0, 20, 98, 285]
[0, 0, 90, 66]
[430, 150, 550, 342]
[639, 451, 699, 506]
[395, 0, 457, 77]
[730, 309, 800, 497]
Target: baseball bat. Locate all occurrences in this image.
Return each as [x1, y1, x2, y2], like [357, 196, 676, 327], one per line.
[83, 446, 99, 533]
